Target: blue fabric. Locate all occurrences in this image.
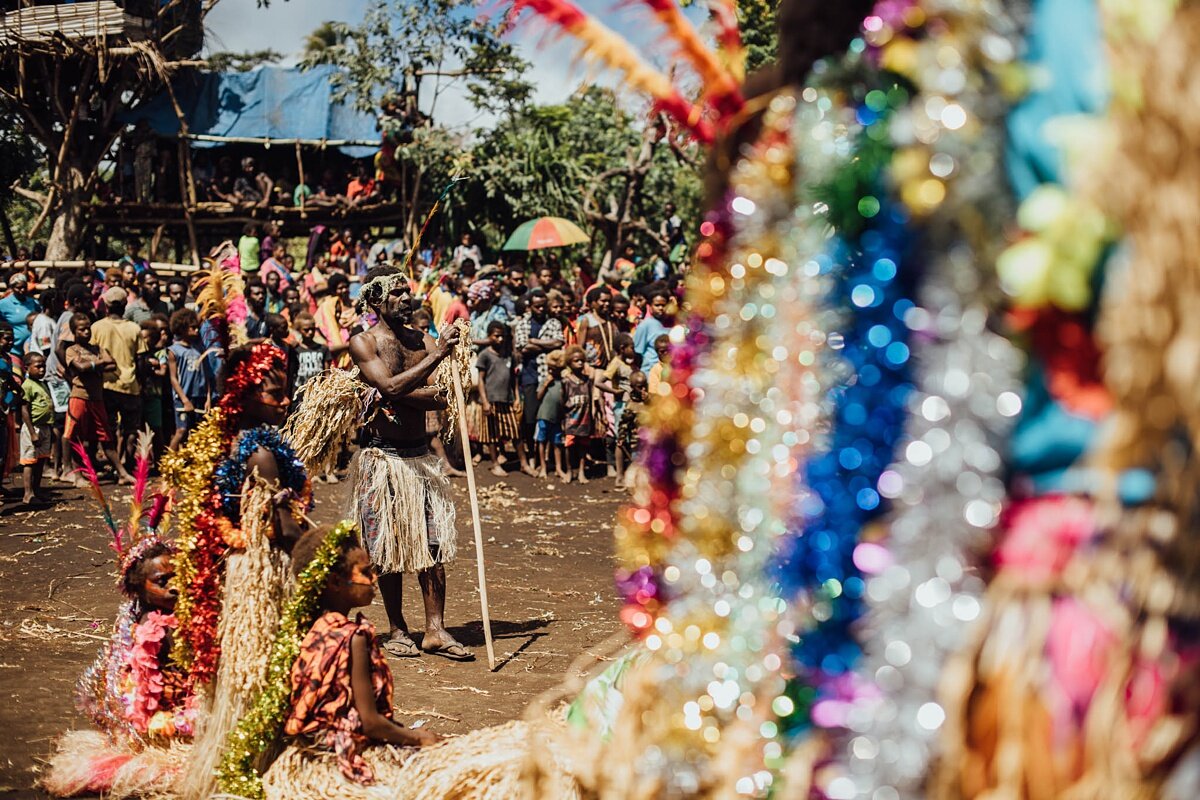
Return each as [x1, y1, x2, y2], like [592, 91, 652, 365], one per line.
[0, 294, 39, 351]
[1005, 0, 1108, 200]
[127, 66, 379, 158]
[633, 316, 668, 371]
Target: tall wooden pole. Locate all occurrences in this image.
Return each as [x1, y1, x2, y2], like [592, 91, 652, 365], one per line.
[450, 366, 497, 670]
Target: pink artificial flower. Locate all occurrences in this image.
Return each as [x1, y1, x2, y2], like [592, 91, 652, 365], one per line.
[995, 495, 1096, 584]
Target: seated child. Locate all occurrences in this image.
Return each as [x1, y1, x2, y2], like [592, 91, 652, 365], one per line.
[44, 446, 194, 797]
[282, 527, 441, 782]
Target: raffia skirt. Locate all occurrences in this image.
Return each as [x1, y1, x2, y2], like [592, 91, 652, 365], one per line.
[347, 445, 458, 574]
[476, 402, 521, 445]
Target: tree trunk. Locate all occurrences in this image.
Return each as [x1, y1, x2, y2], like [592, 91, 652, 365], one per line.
[0, 204, 16, 256]
[45, 164, 88, 260]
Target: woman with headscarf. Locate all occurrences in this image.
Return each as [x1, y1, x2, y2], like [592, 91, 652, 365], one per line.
[466, 279, 508, 350]
[312, 273, 359, 369]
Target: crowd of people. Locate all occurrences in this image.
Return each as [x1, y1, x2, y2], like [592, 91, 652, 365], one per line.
[0, 226, 682, 511]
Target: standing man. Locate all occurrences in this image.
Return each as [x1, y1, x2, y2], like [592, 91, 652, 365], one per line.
[89, 287, 145, 479]
[513, 289, 564, 475]
[348, 266, 473, 661]
[124, 271, 169, 324]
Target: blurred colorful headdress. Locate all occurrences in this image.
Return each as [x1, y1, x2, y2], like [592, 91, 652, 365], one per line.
[72, 430, 170, 594]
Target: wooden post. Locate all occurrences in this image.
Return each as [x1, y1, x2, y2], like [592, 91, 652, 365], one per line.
[177, 138, 200, 267]
[295, 141, 307, 220]
[450, 366, 497, 671]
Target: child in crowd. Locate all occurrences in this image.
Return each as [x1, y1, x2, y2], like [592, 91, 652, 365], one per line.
[281, 527, 440, 781]
[616, 370, 648, 490]
[476, 320, 523, 476]
[602, 334, 638, 488]
[138, 319, 168, 453]
[20, 352, 52, 505]
[266, 313, 298, 389]
[412, 307, 438, 339]
[0, 323, 19, 490]
[535, 349, 568, 482]
[561, 345, 595, 484]
[166, 308, 214, 450]
[293, 312, 331, 395]
[64, 313, 130, 486]
[648, 333, 672, 395]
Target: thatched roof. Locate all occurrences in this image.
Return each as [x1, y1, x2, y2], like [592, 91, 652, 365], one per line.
[0, 1, 151, 47]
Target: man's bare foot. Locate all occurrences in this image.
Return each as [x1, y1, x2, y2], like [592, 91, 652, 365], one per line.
[578, 473, 589, 484]
[420, 629, 474, 661]
[490, 465, 506, 477]
[537, 467, 548, 479]
[118, 474, 135, 486]
[614, 479, 625, 490]
[521, 463, 538, 477]
[444, 464, 467, 478]
[74, 477, 91, 489]
[561, 471, 572, 484]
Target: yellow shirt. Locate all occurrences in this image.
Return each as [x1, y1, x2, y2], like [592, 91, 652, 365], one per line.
[89, 316, 146, 395]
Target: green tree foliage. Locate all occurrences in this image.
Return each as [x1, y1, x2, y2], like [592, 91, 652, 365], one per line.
[299, 0, 531, 118]
[739, 0, 779, 73]
[466, 88, 701, 262]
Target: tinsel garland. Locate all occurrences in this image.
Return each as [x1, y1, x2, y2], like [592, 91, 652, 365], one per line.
[166, 343, 291, 683]
[214, 426, 312, 522]
[162, 407, 232, 681]
[76, 600, 140, 740]
[844, 2, 1029, 798]
[215, 520, 359, 799]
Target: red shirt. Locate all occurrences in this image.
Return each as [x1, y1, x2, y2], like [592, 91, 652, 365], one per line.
[346, 178, 377, 201]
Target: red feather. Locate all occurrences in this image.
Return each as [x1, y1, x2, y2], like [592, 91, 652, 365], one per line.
[71, 442, 121, 554]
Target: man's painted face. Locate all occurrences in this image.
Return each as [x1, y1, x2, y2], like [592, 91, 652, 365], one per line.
[381, 284, 414, 323]
[140, 554, 177, 612]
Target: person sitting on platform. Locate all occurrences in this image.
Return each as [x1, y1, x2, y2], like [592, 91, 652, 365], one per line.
[232, 156, 273, 209]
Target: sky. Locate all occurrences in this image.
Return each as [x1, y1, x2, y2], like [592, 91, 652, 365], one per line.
[202, 0, 704, 131]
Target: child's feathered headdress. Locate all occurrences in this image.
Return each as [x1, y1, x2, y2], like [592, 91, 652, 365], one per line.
[195, 240, 248, 352]
[73, 429, 170, 594]
[508, 0, 745, 144]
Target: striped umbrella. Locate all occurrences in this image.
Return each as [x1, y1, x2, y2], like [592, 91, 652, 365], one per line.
[501, 216, 590, 250]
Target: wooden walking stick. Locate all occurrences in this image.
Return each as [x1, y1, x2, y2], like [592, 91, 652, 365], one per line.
[449, 364, 498, 671]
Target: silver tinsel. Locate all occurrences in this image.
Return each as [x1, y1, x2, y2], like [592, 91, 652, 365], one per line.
[842, 2, 1029, 798]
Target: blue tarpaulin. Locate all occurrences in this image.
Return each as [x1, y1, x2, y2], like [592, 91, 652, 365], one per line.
[128, 65, 380, 157]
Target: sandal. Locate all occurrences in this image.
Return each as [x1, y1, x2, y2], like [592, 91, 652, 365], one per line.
[422, 641, 475, 662]
[381, 632, 421, 658]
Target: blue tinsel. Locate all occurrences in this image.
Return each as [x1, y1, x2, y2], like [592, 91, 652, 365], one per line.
[214, 426, 311, 520]
[772, 197, 915, 681]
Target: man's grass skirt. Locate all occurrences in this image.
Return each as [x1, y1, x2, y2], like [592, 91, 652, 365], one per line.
[348, 445, 457, 574]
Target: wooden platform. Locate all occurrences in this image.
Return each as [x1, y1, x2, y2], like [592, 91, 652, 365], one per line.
[86, 200, 409, 230]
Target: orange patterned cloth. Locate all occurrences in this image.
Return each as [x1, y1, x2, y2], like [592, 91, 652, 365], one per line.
[283, 611, 394, 783]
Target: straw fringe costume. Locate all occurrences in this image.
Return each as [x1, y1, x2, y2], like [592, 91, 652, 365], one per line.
[180, 478, 296, 798]
[347, 442, 457, 574]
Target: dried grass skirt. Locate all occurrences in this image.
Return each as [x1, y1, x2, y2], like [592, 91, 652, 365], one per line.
[348, 447, 457, 574]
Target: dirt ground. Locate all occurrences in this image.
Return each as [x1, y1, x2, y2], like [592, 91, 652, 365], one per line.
[0, 465, 627, 797]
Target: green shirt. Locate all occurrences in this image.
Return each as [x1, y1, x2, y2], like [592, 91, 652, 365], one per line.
[239, 234, 261, 272]
[22, 378, 52, 426]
